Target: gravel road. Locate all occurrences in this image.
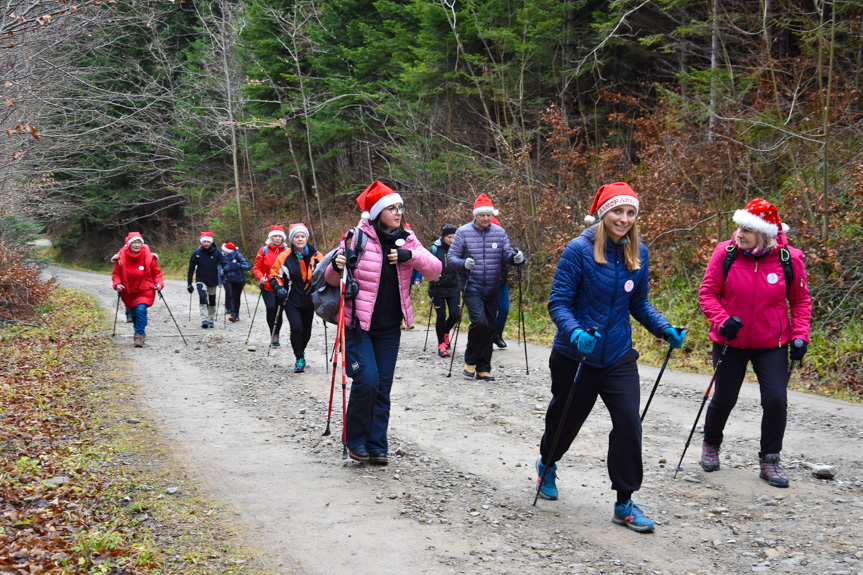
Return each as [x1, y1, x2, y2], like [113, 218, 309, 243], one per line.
[53, 267, 863, 575]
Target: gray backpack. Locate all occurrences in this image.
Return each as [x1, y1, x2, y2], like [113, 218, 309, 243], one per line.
[310, 228, 367, 324]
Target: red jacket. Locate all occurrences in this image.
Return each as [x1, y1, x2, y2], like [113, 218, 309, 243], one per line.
[252, 243, 288, 291]
[112, 245, 163, 308]
[699, 232, 811, 349]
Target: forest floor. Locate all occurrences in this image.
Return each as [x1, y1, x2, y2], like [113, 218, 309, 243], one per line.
[52, 267, 863, 575]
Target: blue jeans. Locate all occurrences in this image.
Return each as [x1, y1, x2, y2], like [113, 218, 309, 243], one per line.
[344, 327, 401, 454]
[495, 283, 509, 332]
[133, 303, 148, 335]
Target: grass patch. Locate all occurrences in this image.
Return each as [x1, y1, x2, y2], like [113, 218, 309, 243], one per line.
[0, 288, 268, 574]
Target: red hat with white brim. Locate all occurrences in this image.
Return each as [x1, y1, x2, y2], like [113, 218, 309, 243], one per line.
[732, 198, 789, 238]
[126, 232, 143, 245]
[357, 181, 403, 221]
[267, 225, 287, 242]
[584, 183, 640, 225]
[200, 231, 214, 243]
[473, 193, 499, 216]
[222, 242, 236, 252]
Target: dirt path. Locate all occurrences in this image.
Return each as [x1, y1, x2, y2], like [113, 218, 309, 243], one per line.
[54, 267, 863, 575]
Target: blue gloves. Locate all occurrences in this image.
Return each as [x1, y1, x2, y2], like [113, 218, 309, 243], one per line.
[570, 329, 601, 355]
[663, 327, 686, 349]
[789, 338, 807, 361]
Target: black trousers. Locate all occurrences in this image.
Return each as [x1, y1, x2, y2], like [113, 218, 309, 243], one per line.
[261, 289, 284, 336]
[463, 288, 497, 372]
[703, 343, 789, 456]
[284, 300, 314, 359]
[434, 294, 460, 345]
[224, 281, 244, 315]
[540, 348, 643, 494]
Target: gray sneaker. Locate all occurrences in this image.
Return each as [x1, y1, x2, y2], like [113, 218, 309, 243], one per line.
[700, 442, 720, 472]
[759, 454, 789, 488]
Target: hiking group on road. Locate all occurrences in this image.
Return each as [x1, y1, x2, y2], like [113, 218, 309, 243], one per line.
[111, 181, 811, 534]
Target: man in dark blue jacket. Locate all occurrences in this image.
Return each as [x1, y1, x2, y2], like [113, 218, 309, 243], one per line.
[448, 194, 524, 381]
[187, 231, 227, 328]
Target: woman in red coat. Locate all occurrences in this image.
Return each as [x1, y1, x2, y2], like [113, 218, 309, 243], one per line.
[252, 225, 288, 345]
[698, 199, 811, 487]
[112, 232, 164, 347]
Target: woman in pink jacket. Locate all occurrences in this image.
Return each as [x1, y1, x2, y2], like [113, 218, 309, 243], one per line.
[326, 181, 442, 465]
[112, 232, 164, 348]
[698, 199, 811, 487]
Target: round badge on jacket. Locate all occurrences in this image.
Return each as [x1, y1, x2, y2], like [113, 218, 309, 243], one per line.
[492, 242, 498, 249]
[624, 279, 634, 292]
[138, 265, 145, 271]
[767, 273, 779, 285]
[395, 239, 406, 247]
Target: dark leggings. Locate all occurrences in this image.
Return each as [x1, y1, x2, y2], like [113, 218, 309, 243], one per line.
[224, 281, 244, 315]
[284, 301, 314, 359]
[703, 343, 789, 456]
[434, 295, 460, 344]
[261, 289, 284, 336]
[540, 348, 643, 494]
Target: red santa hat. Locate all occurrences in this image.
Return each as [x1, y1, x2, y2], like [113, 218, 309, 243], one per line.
[221, 242, 237, 252]
[490, 216, 501, 226]
[473, 193, 499, 217]
[267, 225, 287, 242]
[584, 183, 640, 225]
[733, 198, 789, 238]
[357, 181, 403, 221]
[200, 231, 214, 243]
[125, 232, 143, 245]
[288, 223, 310, 242]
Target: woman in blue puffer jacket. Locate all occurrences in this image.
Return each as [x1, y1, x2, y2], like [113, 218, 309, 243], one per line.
[219, 242, 251, 322]
[534, 182, 685, 534]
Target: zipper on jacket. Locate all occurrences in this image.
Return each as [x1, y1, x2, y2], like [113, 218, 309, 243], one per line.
[603, 242, 622, 364]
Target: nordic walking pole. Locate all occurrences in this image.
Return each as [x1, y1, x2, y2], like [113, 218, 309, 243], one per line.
[266, 301, 283, 357]
[673, 324, 739, 478]
[245, 291, 262, 344]
[158, 291, 188, 346]
[188, 288, 192, 321]
[518, 264, 529, 375]
[422, 296, 434, 352]
[323, 319, 328, 361]
[215, 285, 221, 324]
[640, 327, 684, 423]
[447, 265, 471, 377]
[112, 291, 121, 337]
[244, 288, 251, 318]
[323, 264, 348, 437]
[340, 301, 349, 460]
[533, 327, 597, 506]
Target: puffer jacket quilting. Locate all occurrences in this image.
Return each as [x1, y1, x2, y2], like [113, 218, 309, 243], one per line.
[699, 231, 811, 349]
[548, 226, 671, 368]
[324, 220, 442, 331]
[220, 250, 251, 283]
[447, 221, 514, 292]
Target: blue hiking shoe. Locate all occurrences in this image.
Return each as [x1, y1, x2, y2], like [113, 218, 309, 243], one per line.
[612, 500, 655, 533]
[535, 457, 558, 500]
[294, 357, 306, 373]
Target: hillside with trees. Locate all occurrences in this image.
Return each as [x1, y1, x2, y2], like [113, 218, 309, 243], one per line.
[1, 0, 860, 393]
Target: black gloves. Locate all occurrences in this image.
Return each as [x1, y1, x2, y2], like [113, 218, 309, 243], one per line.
[789, 339, 808, 361]
[719, 316, 744, 341]
[187, 284, 194, 294]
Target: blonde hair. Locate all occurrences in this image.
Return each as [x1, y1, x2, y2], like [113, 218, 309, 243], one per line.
[738, 226, 777, 253]
[592, 220, 642, 271]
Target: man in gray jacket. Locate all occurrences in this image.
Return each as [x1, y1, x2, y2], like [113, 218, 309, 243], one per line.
[448, 193, 524, 381]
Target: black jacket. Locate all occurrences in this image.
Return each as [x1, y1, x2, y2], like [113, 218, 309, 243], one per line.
[187, 244, 227, 287]
[428, 238, 459, 299]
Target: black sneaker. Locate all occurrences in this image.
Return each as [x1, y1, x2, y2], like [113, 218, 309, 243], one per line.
[369, 452, 388, 466]
[201, 322, 209, 329]
[271, 335, 280, 347]
[347, 445, 369, 462]
[495, 334, 507, 348]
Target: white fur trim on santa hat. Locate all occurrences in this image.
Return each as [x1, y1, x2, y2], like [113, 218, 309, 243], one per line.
[268, 228, 287, 239]
[288, 224, 310, 241]
[221, 243, 234, 252]
[733, 209, 785, 238]
[126, 234, 143, 245]
[369, 193, 403, 221]
[595, 195, 639, 221]
[200, 234, 214, 243]
[473, 205, 499, 216]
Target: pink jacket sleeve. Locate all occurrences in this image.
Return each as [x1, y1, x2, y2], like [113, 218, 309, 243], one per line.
[403, 233, 442, 281]
[698, 242, 731, 330]
[787, 247, 811, 342]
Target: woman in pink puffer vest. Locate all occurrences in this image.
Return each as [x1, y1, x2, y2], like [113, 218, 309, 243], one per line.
[698, 198, 811, 488]
[326, 181, 442, 465]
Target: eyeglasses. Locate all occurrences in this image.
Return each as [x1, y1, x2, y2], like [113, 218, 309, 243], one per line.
[386, 204, 405, 215]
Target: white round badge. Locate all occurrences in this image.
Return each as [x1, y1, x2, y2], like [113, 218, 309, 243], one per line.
[492, 242, 498, 249]
[395, 239, 406, 247]
[767, 273, 779, 285]
[624, 280, 634, 292]
[138, 265, 145, 271]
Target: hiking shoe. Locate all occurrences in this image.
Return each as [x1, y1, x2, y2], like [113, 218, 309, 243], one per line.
[271, 335, 280, 347]
[133, 334, 143, 348]
[294, 357, 306, 373]
[201, 322, 209, 329]
[229, 314, 239, 322]
[477, 372, 495, 382]
[495, 334, 507, 349]
[347, 445, 369, 462]
[206, 321, 215, 328]
[369, 452, 388, 466]
[126, 309, 134, 323]
[759, 453, 789, 488]
[444, 333, 451, 350]
[463, 364, 476, 379]
[438, 342, 449, 357]
[535, 457, 558, 500]
[612, 500, 655, 533]
[701, 442, 720, 472]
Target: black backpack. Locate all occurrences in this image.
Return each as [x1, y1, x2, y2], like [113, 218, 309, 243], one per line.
[722, 243, 794, 294]
[310, 228, 367, 324]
